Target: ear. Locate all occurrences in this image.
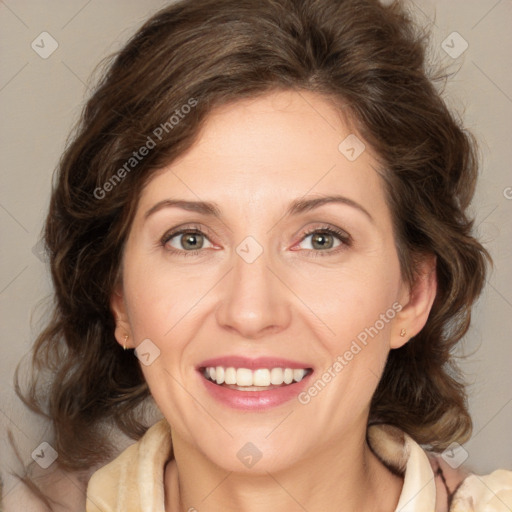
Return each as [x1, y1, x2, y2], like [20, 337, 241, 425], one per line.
[391, 253, 437, 349]
[110, 282, 134, 349]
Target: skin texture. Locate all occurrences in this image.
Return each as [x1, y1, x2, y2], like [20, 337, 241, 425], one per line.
[111, 90, 437, 511]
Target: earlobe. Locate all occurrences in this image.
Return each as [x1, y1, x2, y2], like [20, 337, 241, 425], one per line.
[110, 284, 133, 349]
[391, 254, 437, 349]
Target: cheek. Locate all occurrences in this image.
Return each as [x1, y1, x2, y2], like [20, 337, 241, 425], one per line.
[291, 256, 402, 411]
[324, 293, 396, 389]
[122, 255, 212, 341]
[297, 285, 400, 425]
[120, 253, 221, 408]
[290, 251, 401, 346]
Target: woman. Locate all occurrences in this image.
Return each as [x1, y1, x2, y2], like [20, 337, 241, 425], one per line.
[14, 0, 512, 510]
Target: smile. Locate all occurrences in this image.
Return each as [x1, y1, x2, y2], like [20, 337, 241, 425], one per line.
[202, 366, 312, 390]
[197, 357, 314, 410]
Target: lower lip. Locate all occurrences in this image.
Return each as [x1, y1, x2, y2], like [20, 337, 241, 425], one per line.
[199, 371, 313, 410]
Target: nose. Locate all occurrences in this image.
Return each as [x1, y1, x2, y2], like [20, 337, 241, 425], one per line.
[215, 245, 292, 339]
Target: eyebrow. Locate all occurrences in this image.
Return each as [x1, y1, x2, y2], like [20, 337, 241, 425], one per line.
[144, 194, 374, 223]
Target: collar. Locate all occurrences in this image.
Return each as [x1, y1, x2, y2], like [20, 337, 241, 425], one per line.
[86, 419, 442, 512]
[367, 423, 437, 511]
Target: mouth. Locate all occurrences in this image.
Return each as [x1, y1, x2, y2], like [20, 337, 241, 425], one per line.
[200, 366, 313, 391]
[196, 357, 314, 410]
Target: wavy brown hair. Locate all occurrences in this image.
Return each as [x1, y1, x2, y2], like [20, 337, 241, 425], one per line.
[17, 0, 489, 472]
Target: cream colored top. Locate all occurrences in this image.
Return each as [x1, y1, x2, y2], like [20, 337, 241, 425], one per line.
[85, 419, 512, 512]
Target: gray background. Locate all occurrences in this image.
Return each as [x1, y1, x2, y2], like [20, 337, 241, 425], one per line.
[1, 0, 511, 505]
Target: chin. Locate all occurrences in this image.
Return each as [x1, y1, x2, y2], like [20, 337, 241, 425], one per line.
[195, 434, 305, 475]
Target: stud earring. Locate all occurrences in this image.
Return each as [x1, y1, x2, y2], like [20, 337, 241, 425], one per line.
[400, 328, 407, 337]
[123, 334, 129, 350]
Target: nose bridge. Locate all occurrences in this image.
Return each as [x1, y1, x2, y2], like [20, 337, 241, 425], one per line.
[215, 235, 291, 338]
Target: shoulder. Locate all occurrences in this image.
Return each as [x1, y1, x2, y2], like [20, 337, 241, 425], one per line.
[367, 423, 512, 511]
[427, 452, 512, 511]
[86, 438, 141, 511]
[86, 419, 172, 512]
[450, 468, 512, 511]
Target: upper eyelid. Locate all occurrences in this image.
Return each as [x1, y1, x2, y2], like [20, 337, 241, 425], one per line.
[161, 223, 214, 241]
[302, 225, 350, 238]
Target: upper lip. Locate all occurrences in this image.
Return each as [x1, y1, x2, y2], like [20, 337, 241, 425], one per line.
[197, 356, 313, 371]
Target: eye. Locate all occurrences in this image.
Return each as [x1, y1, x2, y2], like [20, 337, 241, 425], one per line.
[295, 226, 351, 256]
[159, 224, 351, 257]
[161, 226, 215, 256]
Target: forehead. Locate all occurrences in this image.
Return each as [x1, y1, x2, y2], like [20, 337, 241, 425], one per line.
[137, 90, 389, 222]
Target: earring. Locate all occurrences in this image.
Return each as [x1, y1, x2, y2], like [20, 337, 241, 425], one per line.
[123, 334, 129, 350]
[400, 328, 407, 337]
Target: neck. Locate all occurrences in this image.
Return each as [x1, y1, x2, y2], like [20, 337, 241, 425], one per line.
[164, 426, 403, 512]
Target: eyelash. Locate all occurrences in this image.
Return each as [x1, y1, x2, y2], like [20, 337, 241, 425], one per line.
[160, 224, 352, 258]
[160, 224, 214, 258]
[300, 226, 352, 257]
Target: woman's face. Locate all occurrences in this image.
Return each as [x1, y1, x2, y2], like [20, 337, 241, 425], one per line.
[112, 90, 433, 473]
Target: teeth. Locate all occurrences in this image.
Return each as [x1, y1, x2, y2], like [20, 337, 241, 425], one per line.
[293, 369, 306, 382]
[215, 366, 225, 385]
[224, 367, 237, 385]
[253, 369, 270, 386]
[203, 366, 309, 387]
[270, 368, 283, 385]
[236, 368, 253, 386]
